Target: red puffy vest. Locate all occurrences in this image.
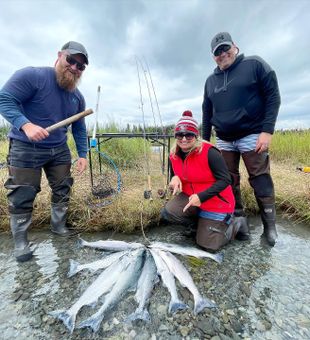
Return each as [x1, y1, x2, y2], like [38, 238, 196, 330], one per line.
[170, 142, 235, 213]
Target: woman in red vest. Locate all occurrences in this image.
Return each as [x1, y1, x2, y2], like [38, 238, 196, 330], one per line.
[161, 110, 239, 251]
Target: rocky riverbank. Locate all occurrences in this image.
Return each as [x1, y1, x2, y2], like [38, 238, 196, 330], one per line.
[0, 216, 309, 339]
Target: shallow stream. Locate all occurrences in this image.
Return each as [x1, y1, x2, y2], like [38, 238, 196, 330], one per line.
[0, 216, 309, 339]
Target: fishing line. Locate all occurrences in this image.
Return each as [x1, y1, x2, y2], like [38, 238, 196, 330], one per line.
[140, 57, 168, 198]
[135, 56, 153, 201]
[139, 200, 151, 245]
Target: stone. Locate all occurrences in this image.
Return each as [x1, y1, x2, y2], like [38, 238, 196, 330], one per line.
[179, 326, 190, 337]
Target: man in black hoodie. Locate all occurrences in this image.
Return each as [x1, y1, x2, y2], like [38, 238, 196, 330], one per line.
[202, 32, 281, 246]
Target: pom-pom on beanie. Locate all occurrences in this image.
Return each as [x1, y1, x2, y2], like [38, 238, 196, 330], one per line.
[174, 110, 199, 136]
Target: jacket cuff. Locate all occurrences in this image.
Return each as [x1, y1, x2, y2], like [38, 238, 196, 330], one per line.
[15, 117, 30, 131]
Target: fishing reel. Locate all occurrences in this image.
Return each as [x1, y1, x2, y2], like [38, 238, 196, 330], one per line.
[144, 190, 152, 200]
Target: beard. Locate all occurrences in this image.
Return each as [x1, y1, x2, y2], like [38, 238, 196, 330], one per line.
[56, 64, 81, 92]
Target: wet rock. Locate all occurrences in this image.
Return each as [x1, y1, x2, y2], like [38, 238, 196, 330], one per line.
[301, 305, 310, 315]
[11, 291, 23, 302]
[112, 317, 120, 325]
[158, 324, 169, 331]
[128, 329, 137, 338]
[240, 282, 251, 297]
[135, 331, 150, 340]
[179, 326, 190, 337]
[197, 316, 221, 336]
[219, 334, 232, 340]
[226, 309, 235, 316]
[256, 320, 266, 331]
[230, 319, 243, 333]
[20, 292, 30, 300]
[262, 319, 272, 330]
[157, 304, 166, 316]
[222, 314, 229, 324]
[29, 315, 42, 328]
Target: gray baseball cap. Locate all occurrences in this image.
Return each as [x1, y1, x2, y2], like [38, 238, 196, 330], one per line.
[61, 41, 89, 64]
[211, 32, 233, 54]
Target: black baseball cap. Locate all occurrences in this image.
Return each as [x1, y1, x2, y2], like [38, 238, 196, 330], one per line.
[61, 41, 89, 64]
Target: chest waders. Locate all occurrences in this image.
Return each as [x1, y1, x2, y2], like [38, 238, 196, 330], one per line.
[5, 166, 41, 262]
[44, 164, 74, 236]
[5, 163, 74, 262]
[222, 150, 277, 246]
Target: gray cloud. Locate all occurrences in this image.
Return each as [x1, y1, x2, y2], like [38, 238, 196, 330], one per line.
[0, 0, 309, 129]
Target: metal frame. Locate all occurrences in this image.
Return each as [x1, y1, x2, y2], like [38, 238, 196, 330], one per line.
[87, 132, 173, 187]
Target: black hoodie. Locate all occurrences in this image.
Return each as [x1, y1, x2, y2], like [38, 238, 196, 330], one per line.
[202, 54, 281, 141]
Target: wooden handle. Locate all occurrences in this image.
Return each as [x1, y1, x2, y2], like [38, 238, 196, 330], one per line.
[46, 108, 94, 133]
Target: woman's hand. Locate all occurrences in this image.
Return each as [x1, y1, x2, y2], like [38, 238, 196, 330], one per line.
[169, 176, 182, 195]
[183, 194, 201, 212]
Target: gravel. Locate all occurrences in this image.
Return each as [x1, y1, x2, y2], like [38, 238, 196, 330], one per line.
[0, 216, 309, 339]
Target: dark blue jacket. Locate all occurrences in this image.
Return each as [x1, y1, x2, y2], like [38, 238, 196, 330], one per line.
[202, 54, 281, 141]
[0, 67, 87, 158]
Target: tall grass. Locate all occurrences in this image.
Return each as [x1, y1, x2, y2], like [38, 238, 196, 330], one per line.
[0, 127, 309, 231]
[68, 122, 150, 169]
[270, 129, 310, 165]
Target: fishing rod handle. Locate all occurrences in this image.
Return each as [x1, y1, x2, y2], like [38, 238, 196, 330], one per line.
[46, 108, 94, 133]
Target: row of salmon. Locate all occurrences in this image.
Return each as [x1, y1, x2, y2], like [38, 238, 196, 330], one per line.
[50, 239, 223, 333]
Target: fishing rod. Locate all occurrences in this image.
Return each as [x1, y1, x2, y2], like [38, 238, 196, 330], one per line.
[135, 56, 153, 201]
[140, 57, 168, 199]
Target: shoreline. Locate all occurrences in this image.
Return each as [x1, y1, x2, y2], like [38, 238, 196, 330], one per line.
[0, 160, 309, 232]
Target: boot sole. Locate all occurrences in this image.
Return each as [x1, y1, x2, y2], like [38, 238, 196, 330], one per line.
[16, 252, 33, 262]
[235, 234, 250, 241]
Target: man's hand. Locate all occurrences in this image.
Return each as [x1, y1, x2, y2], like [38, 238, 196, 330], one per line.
[21, 122, 49, 142]
[183, 194, 201, 212]
[255, 132, 272, 154]
[169, 176, 182, 195]
[76, 158, 87, 174]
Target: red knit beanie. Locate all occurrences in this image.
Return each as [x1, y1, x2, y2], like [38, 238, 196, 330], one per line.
[174, 110, 199, 136]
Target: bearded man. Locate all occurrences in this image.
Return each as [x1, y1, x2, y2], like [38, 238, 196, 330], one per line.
[0, 41, 89, 262]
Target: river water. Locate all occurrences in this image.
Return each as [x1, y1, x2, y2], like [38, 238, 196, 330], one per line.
[0, 216, 309, 340]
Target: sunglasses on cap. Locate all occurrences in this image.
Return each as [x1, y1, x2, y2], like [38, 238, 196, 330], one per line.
[213, 44, 231, 57]
[175, 133, 196, 140]
[66, 55, 86, 71]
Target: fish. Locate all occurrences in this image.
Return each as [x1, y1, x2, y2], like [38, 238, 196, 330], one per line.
[125, 250, 158, 322]
[157, 249, 217, 314]
[149, 248, 188, 314]
[50, 248, 142, 333]
[149, 241, 223, 264]
[67, 250, 128, 278]
[77, 238, 144, 251]
[77, 248, 145, 332]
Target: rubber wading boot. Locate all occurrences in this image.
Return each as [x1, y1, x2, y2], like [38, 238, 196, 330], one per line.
[257, 200, 278, 246]
[10, 213, 33, 262]
[182, 223, 197, 238]
[50, 202, 74, 236]
[234, 209, 250, 241]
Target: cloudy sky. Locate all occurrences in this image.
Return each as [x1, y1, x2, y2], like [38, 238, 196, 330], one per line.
[1, 0, 309, 130]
